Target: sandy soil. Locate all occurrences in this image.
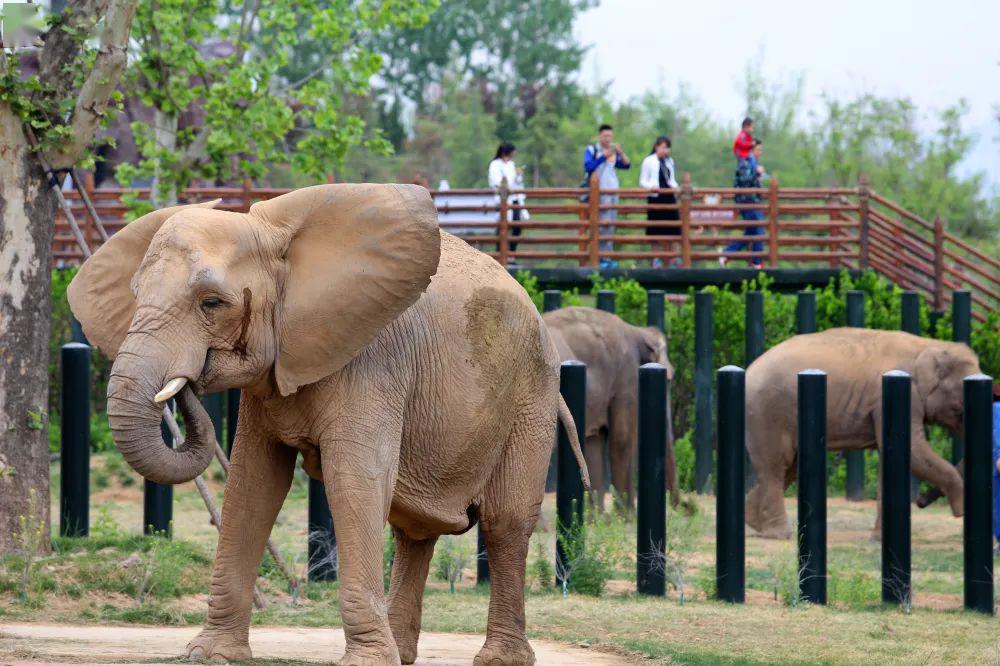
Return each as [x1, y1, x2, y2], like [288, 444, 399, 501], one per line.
[0, 623, 630, 665]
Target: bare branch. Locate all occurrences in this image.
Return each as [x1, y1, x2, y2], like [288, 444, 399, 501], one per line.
[44, 0, 138, 169]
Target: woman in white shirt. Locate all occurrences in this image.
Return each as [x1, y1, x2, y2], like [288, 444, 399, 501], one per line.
[639, 135, 680, 267]
[487, 142, 526, 261]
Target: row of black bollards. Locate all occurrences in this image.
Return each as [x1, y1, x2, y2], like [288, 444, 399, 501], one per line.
[712, 361, 994, 613]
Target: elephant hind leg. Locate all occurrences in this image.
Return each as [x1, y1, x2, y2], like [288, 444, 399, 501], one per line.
[746, 431, 794, 540]
[387, 528, 437, 665]
[475, 403, 550, 666]
[608, 398, 636, 515]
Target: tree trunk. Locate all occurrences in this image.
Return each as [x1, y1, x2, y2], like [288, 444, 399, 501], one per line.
[0, 107, 57, 553]
[151, 109, 178, 207]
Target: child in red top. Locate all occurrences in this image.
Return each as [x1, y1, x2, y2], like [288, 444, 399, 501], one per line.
[733, 117, 754, 160]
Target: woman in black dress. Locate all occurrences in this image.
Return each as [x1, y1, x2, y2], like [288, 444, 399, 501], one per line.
[639, 135, 680, 267]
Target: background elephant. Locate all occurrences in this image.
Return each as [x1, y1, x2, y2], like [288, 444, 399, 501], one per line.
[68, 184, 588, 666]
[745, 328, 980, 539]
[542, 306, 679, 512]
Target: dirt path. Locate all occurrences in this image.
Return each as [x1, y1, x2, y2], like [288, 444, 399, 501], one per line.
[0, 623, 628, 665]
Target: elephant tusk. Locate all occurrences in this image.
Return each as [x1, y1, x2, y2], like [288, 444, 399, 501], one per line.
[154, 377, 187, 404]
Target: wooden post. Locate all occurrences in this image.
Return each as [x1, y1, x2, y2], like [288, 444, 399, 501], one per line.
[587, 171, 600, 267]
[241, 177, 253, 212]
[932, 216, 945, 311]
[767, 177, 779, 267]
[680, 172, 692, 267]
[858, 175, 870, 269]
[498, 177, 510, 266]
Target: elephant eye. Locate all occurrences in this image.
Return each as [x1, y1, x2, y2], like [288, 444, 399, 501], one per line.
[201, 296, 223, 310]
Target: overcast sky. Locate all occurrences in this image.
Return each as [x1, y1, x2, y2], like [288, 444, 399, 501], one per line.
[576, 0, 999, 186]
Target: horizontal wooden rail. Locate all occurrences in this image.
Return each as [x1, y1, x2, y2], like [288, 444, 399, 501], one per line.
[53, 176, 997, 319]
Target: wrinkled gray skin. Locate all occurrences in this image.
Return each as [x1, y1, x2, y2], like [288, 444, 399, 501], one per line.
[543, 307, 678, 512]
[745, 328, 981, 540]
[68, 186, 590, 666]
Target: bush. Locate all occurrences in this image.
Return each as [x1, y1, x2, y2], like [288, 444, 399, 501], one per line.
[526, 534, 554, 590]
[554, 508, 630, 597]
[432, 535, 475, 593]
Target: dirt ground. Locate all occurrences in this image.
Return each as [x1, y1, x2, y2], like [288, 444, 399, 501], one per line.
[0, 623, 628, 665]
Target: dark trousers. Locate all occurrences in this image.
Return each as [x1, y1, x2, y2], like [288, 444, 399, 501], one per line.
[724, 208, 765, 266]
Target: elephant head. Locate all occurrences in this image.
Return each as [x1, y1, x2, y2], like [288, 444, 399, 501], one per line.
[914, 341, 982, 431]
[911, 340, 982, 508]
[634, 326, 681, 506]
[68, 184, 440, 485]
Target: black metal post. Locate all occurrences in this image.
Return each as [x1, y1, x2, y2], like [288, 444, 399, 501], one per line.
[647, 290, 665, 332]
[476, 524, 489, 585]
[951, 291, 971, 465]
[144, 400, 174, 537]
[203, 392, 224, 449]
[881, 370, 911, 607]
[744, 291, 764, 490]
[226, 388, 240, 456]
[744, 291, 764, 367]
[544, 290, 562, 492]
[308, 478, 337, 581]
[596, 289, 615, 313]
[543, 289, 562, 313]
[637, 363, 667, 596]
[796, 291, 816, 334]
[60, 343, 91, 537]
[900, 291, 922, 500]
[70, 316, 89, 344]
[556, 361, 586, 589]
[716, 365, 745, 603]
[963, 373, 994, 614]
[900, 291, 920, 336]
[797, 370, 827, 604]
[694, 291, 714, 494]
[845, 290, 865, 501]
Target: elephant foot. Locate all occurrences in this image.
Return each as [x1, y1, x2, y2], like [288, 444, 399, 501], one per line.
[397, 639, 417, 665]
[185, 630, 252, 662]
[474, 640, 535, 666]
[756, 522, 792, 540]
[338, 646, 401, 666]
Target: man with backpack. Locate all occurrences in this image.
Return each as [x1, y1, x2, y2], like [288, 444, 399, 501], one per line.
[720, 138, 765, 268]
[583, 124, 631, 268]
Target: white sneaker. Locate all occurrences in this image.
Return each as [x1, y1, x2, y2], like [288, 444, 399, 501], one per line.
[718, 252, 728, 267]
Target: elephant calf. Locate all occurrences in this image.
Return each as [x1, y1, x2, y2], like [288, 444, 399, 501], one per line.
[68, 184, 588, 666]
[745, 328, 980, 539]
[543, 306, 679, 512]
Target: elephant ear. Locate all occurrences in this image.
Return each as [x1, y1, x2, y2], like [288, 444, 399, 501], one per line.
[67, 200, 221, 360]
[250, 184, 440, 396]
[638, 327, 675, 380]
[913, 344, 949, 402]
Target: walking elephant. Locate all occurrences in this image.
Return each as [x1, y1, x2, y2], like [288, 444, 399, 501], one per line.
[542, 306, 679, 513]
[67, 184, 588, 666]
[745, 328, 980, 539]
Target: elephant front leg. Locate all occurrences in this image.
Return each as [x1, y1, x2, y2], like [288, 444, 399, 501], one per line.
[187, 427, 296, 661]
[323, 435, 402, 666]
[911, 428, 963, 517]
[387, 528, 437, 664]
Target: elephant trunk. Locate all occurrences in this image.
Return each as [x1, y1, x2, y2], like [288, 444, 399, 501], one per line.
[106, 345, 217, 485]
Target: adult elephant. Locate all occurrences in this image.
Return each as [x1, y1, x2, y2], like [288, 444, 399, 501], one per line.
[543, 306, 679, 513]
[68, 184, 588, 666]
[745, 328, 981, 539]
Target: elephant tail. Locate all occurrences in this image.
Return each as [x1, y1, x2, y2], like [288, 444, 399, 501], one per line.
[558, 395, 592, 490]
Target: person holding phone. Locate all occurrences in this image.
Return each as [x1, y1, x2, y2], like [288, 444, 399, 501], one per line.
[582, 124, 631, 268]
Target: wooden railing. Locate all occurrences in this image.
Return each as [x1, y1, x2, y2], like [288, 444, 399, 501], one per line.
[53, 174, 998, 320]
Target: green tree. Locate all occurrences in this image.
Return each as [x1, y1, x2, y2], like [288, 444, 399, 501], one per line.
[116, 0, 436, 208]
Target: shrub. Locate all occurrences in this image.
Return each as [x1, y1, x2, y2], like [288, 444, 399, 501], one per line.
[432, 535, 475, 593]
[554, 507, 629, 597]
[526, 534, 554, 590]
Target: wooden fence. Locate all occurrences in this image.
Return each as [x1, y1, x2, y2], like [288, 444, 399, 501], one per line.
[53, 174, 998, 320]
